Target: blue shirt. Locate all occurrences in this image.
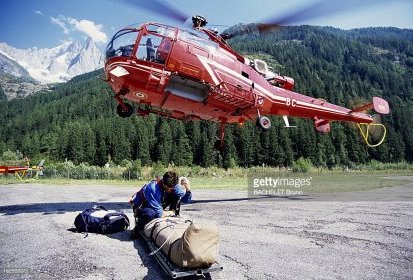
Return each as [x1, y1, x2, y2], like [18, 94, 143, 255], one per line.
[132, 180, 187, 218]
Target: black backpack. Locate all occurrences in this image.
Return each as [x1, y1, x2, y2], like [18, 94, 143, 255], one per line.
[74, 205, 130, 234]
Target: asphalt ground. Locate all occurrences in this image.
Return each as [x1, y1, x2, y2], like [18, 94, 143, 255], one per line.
[0, 180, 413, 280]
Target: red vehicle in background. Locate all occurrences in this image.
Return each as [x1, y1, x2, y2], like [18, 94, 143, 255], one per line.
[0, 159, 44, 180]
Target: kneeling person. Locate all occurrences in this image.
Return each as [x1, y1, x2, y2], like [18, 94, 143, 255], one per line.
[130, 171, 185, 238]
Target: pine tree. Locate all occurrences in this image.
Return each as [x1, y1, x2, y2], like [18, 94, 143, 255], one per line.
[64, 122, 84, 164]
[155, 119, 173, 165]
[236, 122, 256, 167]
[171, 121, 193, 166]
[110, 121, 131, 164]
[199, 130, 215, 167]
[82, 123, 97, 163]
[185, 121, 201, 165]
[135, 119, 152, 165]
[331, 124, 349, 165]
[278, 127, 294, 167]
[222, 124, 238, 169]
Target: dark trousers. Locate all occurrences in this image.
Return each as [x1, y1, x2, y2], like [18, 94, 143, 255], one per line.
[134, 207, 157, 231]
[162, 194, 180, 212]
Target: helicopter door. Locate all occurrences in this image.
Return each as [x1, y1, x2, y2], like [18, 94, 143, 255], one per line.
[156, 37, 172, 63]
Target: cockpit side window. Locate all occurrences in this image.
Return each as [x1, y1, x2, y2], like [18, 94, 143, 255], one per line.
[178, 29, 218, 53]
[146, 24, 175, 39]
[136, 25, 175, 64]
[136, 34, 173, 64]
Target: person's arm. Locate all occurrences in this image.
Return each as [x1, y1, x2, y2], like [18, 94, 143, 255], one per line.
[173, 184, 186, 198]
[176, 181, 192, 204]
[144, 182, 164, 218]
[130, 185, 145, 206]
[181, 190, 192, 204]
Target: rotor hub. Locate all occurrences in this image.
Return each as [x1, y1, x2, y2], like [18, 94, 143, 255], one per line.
[192, 15, 208, 29]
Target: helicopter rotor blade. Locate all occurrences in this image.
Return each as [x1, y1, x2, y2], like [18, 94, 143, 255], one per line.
[264, 0, 389, 27]
[118, 0, 190, 24]
[222, 0, 395, 39]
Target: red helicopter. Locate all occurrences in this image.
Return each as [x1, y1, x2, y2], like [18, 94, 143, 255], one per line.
[0, 159, 44, 180]
[104, 1, 389, 149]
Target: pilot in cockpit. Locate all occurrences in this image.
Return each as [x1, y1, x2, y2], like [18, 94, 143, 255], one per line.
[146, 38, 156, 61]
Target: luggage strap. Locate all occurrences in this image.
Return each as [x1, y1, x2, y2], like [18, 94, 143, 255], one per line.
[150, 221, 162, 240]
[166, 219, 192, 257]
[81, 205, 105, 238]
[149, 219, 193, 256]
[81, 212, 89, 238]
[167, 239, 180, 259]
[149, 220, 176, 256]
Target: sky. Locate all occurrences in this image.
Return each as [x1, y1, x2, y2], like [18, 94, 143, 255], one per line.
[0, 0, 412, 50]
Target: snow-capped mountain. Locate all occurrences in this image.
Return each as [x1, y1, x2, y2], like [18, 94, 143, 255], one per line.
[0, 37, 104, 84]
[0, 52, 31, 78]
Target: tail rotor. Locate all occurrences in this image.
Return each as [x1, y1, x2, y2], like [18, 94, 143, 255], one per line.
[351, 97, 389, 147]
[357, 115, 387, 147]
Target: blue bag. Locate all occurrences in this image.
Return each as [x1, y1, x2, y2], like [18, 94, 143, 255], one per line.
[74, 205, 130, 234]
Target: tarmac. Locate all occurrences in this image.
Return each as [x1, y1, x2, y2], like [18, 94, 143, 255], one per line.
[0, 179, 412, 280]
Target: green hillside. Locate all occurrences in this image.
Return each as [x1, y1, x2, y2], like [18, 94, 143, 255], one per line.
[0, 26, 412, 168]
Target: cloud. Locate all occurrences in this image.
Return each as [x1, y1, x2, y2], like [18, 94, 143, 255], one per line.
[35, 10, 43, 16]
[68, 18, 108, 43]
[50, 15, 108, 44]
[51, 16, 70, 35]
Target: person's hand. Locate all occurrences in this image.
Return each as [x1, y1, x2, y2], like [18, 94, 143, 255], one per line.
[162, 210, 175, 217]
[180, 177, 190, 191]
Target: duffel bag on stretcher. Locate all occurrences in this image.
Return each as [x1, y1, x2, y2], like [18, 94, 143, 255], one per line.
[143, 217, 219, 268]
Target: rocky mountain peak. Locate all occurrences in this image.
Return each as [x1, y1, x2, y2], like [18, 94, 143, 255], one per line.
[0, 38, 104, 84]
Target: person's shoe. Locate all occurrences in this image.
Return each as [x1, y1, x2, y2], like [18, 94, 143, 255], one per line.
[130, 227, 139, 240]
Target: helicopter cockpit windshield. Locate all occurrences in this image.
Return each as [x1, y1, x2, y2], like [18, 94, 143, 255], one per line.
[105, 28, 139, 59]
[105, 24, 176, 65]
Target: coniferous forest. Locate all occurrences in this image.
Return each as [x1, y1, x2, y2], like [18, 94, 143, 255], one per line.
[0, 26, 412, 168]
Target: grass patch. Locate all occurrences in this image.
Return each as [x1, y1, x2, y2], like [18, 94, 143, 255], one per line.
[191, 174, 412, 192]
[1, 173, 411, 194]
[301, 174, 412, 193]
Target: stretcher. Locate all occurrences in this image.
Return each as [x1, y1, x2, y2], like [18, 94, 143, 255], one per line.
[139, 228, 223, 279]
